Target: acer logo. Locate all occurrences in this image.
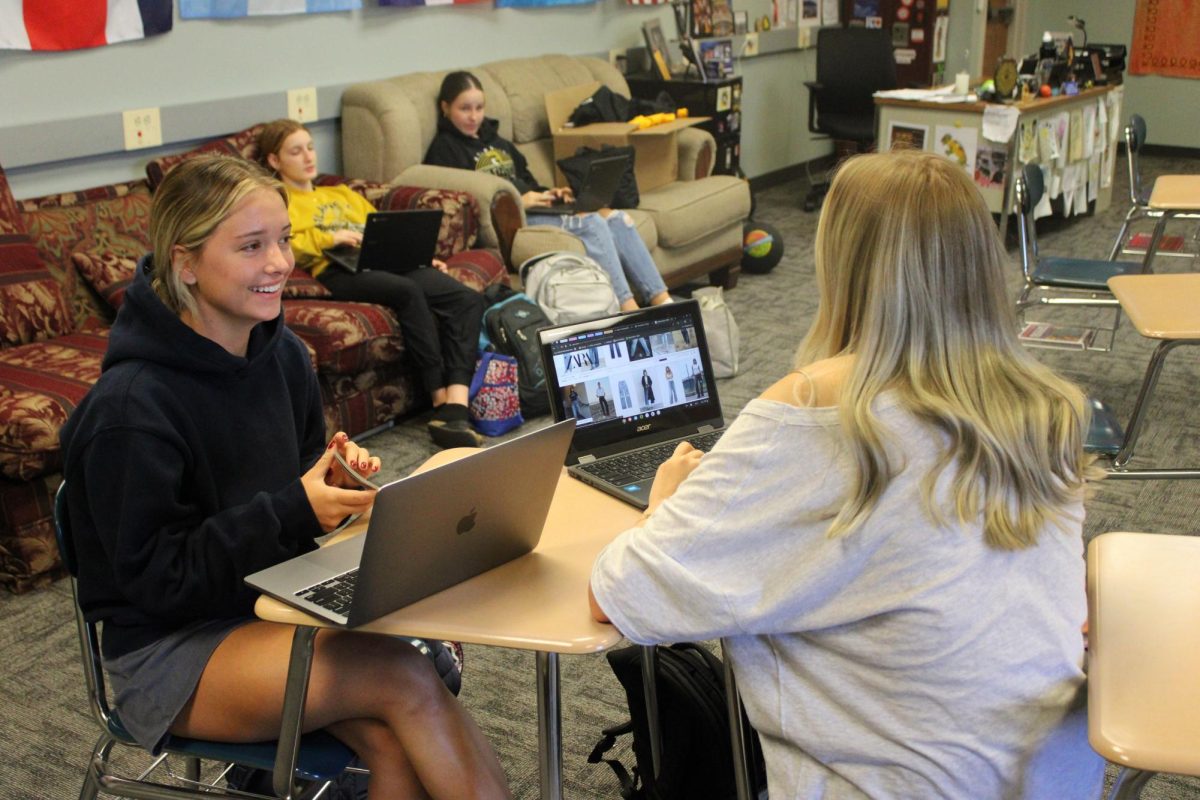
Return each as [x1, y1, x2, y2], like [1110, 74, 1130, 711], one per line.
[637, 424, 652, 432]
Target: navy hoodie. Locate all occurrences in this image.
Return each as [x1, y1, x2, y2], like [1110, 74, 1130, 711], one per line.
[59, 257, 326, 659]
[423, 115, 546, 195]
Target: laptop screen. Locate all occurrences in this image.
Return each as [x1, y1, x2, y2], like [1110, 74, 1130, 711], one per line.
[537, 300, 723, 457]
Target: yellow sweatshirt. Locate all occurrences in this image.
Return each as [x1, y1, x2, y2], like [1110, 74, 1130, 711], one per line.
[285, 184, 376, 278]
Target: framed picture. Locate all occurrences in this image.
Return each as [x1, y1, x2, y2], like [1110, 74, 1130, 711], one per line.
[734, 10, 748, 34]
[642, 20, 672, 80]
[886, 121, 928, 152]
[691, 0, 713, 37]
[696, 38, 735, 81]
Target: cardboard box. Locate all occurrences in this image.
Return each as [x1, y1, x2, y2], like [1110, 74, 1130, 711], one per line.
[545, 82, 707, 193]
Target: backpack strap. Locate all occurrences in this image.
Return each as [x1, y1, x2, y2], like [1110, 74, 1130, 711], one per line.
[588, 720, 642, 799]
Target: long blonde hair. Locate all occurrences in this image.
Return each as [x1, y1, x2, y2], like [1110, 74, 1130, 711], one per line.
[149, 155, 287, 317]
[796, 149, 1095, 550]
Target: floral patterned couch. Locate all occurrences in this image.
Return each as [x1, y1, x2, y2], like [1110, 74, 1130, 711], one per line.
[0, 128, 507, 593]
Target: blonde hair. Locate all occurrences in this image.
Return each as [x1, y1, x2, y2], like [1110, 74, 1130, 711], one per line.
[255, 118, 307, 170]
[148, 155, 287, 316]
[796, 149, 1095, 550]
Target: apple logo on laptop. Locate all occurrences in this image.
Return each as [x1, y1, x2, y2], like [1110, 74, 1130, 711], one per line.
[456, 508, 477, 535]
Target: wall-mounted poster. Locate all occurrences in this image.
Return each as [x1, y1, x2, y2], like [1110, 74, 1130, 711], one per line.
[932, 14, 948, 62]
[935, 124, 977, 174]
[974, 142, 1006, 189]
[887, 122, 928, 152]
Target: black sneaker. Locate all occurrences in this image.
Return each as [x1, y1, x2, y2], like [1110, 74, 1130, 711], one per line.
[427, 418, 483, 449]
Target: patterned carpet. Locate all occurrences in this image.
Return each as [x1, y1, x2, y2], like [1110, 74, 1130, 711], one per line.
[2, 152, 1198, 798]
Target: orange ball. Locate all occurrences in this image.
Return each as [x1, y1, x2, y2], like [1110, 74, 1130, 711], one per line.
[1039, 84, 1052, 97]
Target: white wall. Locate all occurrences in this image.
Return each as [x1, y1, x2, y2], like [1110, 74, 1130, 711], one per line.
[0, 4, 830, 199]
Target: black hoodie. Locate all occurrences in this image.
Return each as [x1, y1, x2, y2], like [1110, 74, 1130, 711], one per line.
[60, 257, 326, 659]
[423, 115, 546, 195]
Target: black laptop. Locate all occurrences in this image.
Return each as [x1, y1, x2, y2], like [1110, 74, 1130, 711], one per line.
[323, 209, 443, 274]
[527, 151, 631, 216]
[536, 300, 725, 509]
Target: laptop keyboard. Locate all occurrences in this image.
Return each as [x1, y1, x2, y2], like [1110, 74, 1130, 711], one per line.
[296, 569, 358, 617]
[578, 430, 724, 485]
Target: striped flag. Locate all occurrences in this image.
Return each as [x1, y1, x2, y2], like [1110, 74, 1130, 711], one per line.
[379, 0, 484, 6]
[0, 0, 172, 51]
[495, 0, 594, 6]
[180, 0, 361, 17]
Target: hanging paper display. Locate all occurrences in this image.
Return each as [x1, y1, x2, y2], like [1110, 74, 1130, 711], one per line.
[181, 0, 360, 17]
[0, 0, 171, 50]
[934, 124, 976, 174]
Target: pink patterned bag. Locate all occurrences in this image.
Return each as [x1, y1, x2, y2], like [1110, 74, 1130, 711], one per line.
[468, 352, 524, 437]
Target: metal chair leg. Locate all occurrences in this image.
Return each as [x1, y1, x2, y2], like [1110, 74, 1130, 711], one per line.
[182, 758, 200, 783]
[1113, 339, 1187, 468]
[1108, 767, 1155, 800]
[78, 733, 112, 800]
[273, 626, 318, 800]
[1109, 206, 1143, 261]
[640, 645, 662, 780]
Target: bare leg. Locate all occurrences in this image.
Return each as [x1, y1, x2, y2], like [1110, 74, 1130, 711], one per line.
[444, 384, 469, 406]
[431, 387, 448, 407]
[172, 621, 510, 800]
[648, 291, 671, 305]
[619, 297, 639, 312]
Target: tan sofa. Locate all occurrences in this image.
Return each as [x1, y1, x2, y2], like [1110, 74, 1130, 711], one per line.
[341, 54, 752, 288]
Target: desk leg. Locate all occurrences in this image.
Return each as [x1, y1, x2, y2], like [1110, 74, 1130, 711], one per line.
[273, 625, 318, 800]
[536, 651, 563, 800]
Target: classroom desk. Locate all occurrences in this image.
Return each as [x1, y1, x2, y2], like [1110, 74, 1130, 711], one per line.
[875, 84, 1123, 232]
[255, 447, 639, 800]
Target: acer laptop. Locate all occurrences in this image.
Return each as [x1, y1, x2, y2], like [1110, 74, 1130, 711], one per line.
[245, 419, 576, 627]
[527, 151, 630, 216]
[322, 208, 443, 274]
[537, 300, 725, 509]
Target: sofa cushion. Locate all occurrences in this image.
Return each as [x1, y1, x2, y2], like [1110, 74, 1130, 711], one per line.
[146, 125, 265, 189]
[71, 248, 137, 310]
[0, 166, 75, 347]
[18, 180, 152, 326]
[637, 175, 752, 248]
[283, 267, 333, 299]
[0, 324, 108, 481]
[442, 249, 507, 293]
[283, 300, 405, 376]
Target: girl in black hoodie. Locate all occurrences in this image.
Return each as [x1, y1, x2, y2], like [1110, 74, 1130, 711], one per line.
[60, 156, 511, 799]
[425, 71, 672, 312]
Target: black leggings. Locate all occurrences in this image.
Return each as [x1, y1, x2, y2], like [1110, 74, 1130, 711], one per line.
[318, 267, 485, 393]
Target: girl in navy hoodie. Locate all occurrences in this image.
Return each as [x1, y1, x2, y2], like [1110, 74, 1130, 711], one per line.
[425, 71, 672, 312]
[60, 155, 511, 799]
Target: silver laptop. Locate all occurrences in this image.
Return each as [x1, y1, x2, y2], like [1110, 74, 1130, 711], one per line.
[536, 300, 725, 509]
[527, 151, 630, 216]
[322, 208, 443, 275]
[246, 419, 576, 627]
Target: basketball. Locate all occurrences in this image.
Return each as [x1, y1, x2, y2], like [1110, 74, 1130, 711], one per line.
[741, 222, 783, 274]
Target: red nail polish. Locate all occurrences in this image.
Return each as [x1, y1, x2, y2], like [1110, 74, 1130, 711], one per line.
[327, 441, 335, 450]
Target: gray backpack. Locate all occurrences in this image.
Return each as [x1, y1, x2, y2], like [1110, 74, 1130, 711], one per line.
[519, 251, 621, 325]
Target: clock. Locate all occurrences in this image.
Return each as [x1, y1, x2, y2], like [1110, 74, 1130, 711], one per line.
[993, 57, 1019, 100]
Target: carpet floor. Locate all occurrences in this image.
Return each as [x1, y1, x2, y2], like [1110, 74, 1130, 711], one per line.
[2, 152, 1198, 798]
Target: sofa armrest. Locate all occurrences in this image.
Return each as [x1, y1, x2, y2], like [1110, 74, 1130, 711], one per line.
[677, 127, 716, 181]
[509, 227, 585, 275]
[396, 164, 525, 266]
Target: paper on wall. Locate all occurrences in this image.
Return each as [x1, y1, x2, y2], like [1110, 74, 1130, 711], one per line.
[1082, 106, 1096, 159]
[934, 124, 976, 174]
[1053, 113, 1069, 169]
[1102, 145, 1115, 189]
[1088, 152, 1101, 203]
[1019, 119, 1037, 162]
[1068, 110, 1084, 162]
[1035, 165, 1053, 219]
[1038, 121, 1059, 163]
[982, 105, 1020, 143]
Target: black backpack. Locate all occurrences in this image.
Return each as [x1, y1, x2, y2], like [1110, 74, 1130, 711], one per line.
[481, 291, 551, 418]
[589, 643, 767, 800]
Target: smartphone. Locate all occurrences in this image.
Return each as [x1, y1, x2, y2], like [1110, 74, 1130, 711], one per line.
[333, 449, 381, 490]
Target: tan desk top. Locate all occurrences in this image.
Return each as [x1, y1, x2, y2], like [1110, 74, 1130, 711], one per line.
[873, 83, 1114, 113]
[1148, 174, 1200, 211]
[255, 448, 638, 654]
[1107, 273, 1200, 340]
[1087, 532, 1200, 773]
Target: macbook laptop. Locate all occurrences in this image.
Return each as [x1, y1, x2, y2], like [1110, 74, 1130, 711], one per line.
[322, 208, 444, 275]
[537, 300, 725, 509]
[527, 151, 630, 216]
[246, 419, 576, 627]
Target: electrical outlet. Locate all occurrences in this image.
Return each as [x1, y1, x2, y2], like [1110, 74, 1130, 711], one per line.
[797, 26, 812, 48]
[287, 87, 318, 123]
[122, 107, 162, 150]
[744, 32, 759, 56]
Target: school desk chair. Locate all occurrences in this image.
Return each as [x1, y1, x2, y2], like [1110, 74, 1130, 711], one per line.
[1108, 114, 1200, 266]
[1100, 273, 1200, 480]
[53, 483, 360, 800]
[1087, 531, 1200, 798]
[1014, 163, 1144, 352]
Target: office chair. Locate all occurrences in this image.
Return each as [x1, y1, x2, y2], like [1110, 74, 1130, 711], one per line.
[802, 27, 897, 212]
[1014, 163, 1143, 351]
[53, 483, 360, 799]
[1087, 532, 1200, 798]
[1108, 114, 1200, 264]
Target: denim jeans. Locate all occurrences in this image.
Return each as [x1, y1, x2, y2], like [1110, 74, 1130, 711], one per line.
[538, 211, 667, 305]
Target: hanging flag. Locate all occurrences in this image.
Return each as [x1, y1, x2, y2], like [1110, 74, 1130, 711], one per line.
[180, 0, 361, 18]
[495, 0, 593, 7]
[379, 0, 485, 6]
[0, 0, 172, 51]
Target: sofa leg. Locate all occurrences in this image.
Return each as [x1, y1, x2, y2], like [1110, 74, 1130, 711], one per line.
[709, 265, 740, 290]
